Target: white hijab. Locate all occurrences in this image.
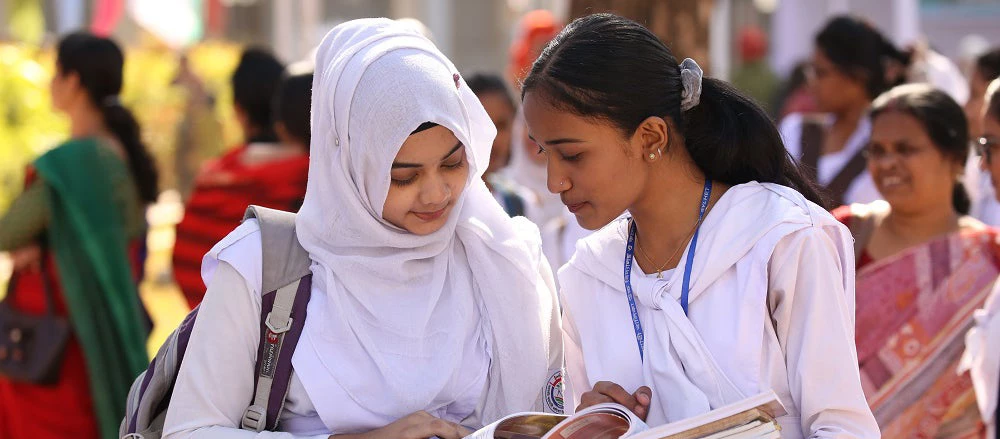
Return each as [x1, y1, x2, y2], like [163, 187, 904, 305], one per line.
[291, 18, 556, 429]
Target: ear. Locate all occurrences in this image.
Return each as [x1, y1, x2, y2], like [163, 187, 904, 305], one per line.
[632, 116, 670, 162]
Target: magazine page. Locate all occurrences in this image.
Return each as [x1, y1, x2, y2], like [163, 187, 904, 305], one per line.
[627, 391, 786, 439]
[541, 403, 649, 439]
[464, 412, 566, 439]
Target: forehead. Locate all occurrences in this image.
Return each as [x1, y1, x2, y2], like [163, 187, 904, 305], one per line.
[521, 92, 623, 140]
[871, 111, 929, 142]
[393, 125, 462, 163]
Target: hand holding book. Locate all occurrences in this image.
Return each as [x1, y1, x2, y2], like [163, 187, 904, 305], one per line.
[579, 381, 653, 421]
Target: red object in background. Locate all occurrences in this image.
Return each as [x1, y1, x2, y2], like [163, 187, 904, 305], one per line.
[91, 0, 125, 36]
[508, 10, 562, 85]
[738, 26, 768, 63]
[205, 0, 227, 38]
[172, 146, 310, 310]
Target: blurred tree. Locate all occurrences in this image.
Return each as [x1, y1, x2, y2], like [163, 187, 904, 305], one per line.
[569, 0, 712, 72]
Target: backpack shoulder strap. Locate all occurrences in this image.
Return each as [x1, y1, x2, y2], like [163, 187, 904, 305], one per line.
[244, 206, 312, 292]
[240, 205, 313, 432]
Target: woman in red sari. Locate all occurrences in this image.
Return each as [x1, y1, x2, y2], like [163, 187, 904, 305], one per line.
[834, 83, 999, 438]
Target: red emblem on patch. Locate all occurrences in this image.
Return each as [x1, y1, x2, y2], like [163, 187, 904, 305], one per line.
[266, 331, 279, 344]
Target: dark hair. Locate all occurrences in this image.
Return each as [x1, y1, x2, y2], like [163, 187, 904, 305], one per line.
[466, 72, 516, 111]
[815, 16, 909, 100]
[413, 122, 438, 134]
[232, 48, 284, 142]
[976, 48, 1000, 82]
[56, 32, 158, 204]
[521, 13, 826, 207]
[272, 72, 313, 147]
[871, 83, 970, 214]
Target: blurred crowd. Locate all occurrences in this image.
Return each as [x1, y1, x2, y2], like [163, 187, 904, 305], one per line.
[3, 7, 1000, 439]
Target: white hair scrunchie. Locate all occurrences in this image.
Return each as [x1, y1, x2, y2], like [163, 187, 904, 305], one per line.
[679, 58, 703, 112]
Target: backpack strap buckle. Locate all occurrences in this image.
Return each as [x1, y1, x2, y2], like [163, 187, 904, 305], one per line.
[241, 404, 267, 431]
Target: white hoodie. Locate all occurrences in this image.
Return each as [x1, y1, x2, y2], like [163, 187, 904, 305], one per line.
[558, 182, 880, 438]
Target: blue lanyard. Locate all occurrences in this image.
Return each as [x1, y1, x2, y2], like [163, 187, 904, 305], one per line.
[623, 180, 712, 363]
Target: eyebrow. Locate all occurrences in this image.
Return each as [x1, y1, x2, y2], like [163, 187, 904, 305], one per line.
[527, 134, 585, 146]
[391, 142, 464, 169]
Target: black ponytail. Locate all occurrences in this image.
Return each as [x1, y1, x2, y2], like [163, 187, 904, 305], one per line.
[56, 32, 159, 204]
[99, 102, 159, 203]
[522, 13, 826, 207]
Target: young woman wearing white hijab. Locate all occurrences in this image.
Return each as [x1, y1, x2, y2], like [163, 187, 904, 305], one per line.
[162, 18, 562, 439]
[521, 14, 879, 438]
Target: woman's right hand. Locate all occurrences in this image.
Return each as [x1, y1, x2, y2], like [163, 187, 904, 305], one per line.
[578, 381, 652, 421]
[330, 411, 472, 439]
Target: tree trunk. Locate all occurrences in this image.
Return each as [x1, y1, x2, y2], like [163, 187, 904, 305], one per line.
[568, 0, 713, 72]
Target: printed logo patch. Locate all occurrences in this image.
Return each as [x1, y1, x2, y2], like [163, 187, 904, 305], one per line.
[544, 370, 564, 414]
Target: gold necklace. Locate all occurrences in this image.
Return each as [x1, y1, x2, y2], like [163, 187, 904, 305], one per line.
[635, 218, 703, 279]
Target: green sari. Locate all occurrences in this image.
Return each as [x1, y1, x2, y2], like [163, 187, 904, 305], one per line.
[32, 138, 149, 438]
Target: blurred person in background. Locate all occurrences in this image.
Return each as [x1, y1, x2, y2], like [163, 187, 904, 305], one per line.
[730, 26, 779, 116]
[833, 84, 997, 437]
[0, 32, 157, 439]
[776, 61, 818, 119]
[172, 54, 225, 200]
[507, 9, 561, 90]
[172, 50, 310, 310]
[780, 16, 909, 207]
[961, 76, 1000, 439]
[964, 49, 1000, 225]
[466, 72, 536, 218]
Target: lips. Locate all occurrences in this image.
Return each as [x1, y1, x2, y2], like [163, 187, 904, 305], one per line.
[413, 206, 448, 221]
[566, 202, 586, 213]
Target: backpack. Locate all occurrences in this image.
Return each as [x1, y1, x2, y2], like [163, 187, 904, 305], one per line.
[120, 206, 313, 438]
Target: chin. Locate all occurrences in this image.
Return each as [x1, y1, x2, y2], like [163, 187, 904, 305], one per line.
[572, 210, 616, 231]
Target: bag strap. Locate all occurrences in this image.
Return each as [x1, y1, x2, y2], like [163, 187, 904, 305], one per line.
[3, 245, 57, 317]
[799, 117, 824, 183]
[240, 206, 313, 432]
[798, 116, 870, 207]
[826, 148, 868, 207]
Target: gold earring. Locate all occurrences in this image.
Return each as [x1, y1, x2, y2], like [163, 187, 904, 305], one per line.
[649, 153, 656, 160]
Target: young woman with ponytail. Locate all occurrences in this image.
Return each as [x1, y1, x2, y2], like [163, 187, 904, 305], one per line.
[833, 84, 998, 437]
[521, 13, 879, 437]
[0, 32, 157, 439]
[780, 15, 909, 207]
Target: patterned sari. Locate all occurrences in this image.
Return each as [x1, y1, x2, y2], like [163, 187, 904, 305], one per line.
[856, 227, 1000, 438]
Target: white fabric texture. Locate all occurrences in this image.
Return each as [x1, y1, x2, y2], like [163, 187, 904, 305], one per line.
[558, 182, 880, 438]
[163, 221, 339, 439]
[959, 280, 1000, 438]
[779, 113, 882, 205]
[291, 17, 559, 430]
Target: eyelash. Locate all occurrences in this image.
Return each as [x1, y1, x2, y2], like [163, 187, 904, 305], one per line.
[536, 145, 580, 162]
[390, 159, 465, 187]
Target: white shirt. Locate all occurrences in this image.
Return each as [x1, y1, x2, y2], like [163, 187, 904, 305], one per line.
[162, 220, 490, 438]
[558, 182, 880, 439]
[779, 113, 881, 206]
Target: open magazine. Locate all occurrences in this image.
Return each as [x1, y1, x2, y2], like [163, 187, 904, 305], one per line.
[464, 391, 787, 439]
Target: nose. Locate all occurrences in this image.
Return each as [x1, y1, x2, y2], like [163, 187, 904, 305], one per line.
[419, 171, 451, 207]
[546, 156, 570, 194]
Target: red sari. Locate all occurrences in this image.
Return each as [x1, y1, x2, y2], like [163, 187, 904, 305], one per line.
[836, 207, 1000, 438]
